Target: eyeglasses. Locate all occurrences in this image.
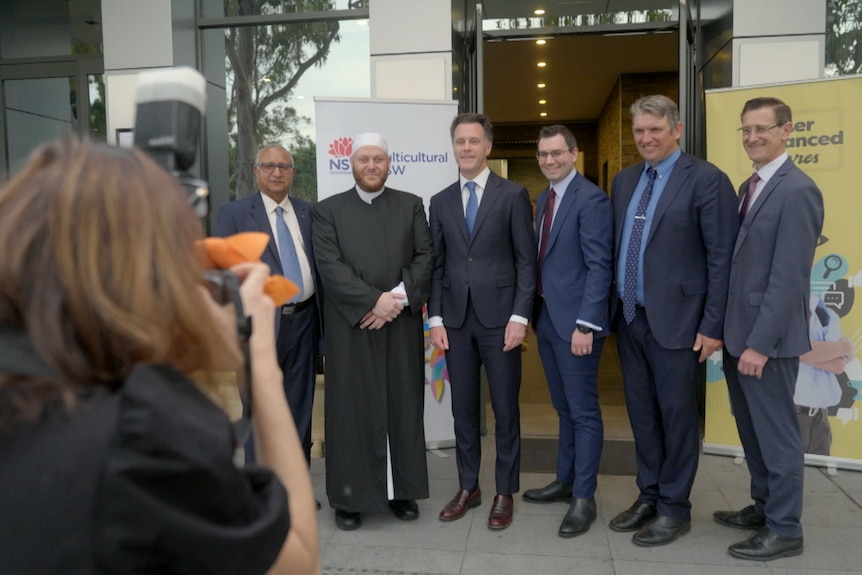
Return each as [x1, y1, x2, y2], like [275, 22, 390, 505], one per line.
[536, 149, 570, 161]
[257, 162, 294, 172]
[737, 124, 780, 136]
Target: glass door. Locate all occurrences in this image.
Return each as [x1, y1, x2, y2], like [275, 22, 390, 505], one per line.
[0, 58, 103, 178]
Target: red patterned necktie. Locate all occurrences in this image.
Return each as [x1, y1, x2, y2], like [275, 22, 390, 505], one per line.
[739, 172, 761, 222]
[537, 188, 556, 296]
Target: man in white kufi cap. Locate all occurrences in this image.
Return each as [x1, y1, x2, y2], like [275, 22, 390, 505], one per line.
[312, 132, 434, 531]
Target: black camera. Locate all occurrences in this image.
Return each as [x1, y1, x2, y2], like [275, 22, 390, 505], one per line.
[133, 68, 253, 434]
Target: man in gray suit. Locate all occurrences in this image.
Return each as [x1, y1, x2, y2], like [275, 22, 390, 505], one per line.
[609, 95, 738, 546]
[716, 97, 824, 561]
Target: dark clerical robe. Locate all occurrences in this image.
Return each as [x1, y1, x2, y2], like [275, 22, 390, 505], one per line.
[312, 186, 434, 513]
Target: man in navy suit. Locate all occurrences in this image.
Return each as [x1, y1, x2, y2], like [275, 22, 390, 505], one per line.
[609, 95, 738, 546]
[716, 97, 823, 561]
[429, 113, 536, 530]
[521, 125, 612, 538]
[215, 144, 320, 467]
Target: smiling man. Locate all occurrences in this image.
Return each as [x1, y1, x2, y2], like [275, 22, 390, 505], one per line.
[521, 125, 612, 538]
[608, 95, 738, 547]
[216, 144, 320, 472]
[429, 113, 535, 530]
[717, 97, 824, 561]
[312, 132, 434, 531]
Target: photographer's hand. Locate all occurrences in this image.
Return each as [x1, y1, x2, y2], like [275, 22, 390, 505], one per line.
[229, 262, 320, 575]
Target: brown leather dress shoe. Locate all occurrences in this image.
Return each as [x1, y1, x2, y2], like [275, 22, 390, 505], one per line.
[488, 494, 514, 530]
[439, 488, 482, 522]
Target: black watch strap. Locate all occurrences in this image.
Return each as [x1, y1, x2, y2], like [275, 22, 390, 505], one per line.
[577, 325, 593, 334]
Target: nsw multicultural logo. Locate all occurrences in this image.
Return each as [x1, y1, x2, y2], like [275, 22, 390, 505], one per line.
[328, 137, 352, 174]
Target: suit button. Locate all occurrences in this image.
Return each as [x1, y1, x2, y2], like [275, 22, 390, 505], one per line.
[467, 257, 473, 262]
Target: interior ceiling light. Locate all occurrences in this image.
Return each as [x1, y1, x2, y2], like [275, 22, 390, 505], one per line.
[537, 83, 546, 88]
[536, 39, 546, 45]
[537, 62, 547, 67]
[539, 100, 547, 104]
[540, 112, 548, 117]
[534, 9, 546, 15]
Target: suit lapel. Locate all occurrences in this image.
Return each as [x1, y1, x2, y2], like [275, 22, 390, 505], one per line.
[614, 164, 641, 252]
[471, 172, 502, 241]
[544, 175, 579, 256]
[734, 157, 792, 255]
[445, 182, 470, 244]
[645, 153, 692, 246]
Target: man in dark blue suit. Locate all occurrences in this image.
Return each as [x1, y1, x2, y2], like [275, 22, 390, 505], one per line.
[521, 125, 612, 538]
[609, 95, 738, 546]
[215, 144, 320, 467]
[717, 97, 823, 561]
[429, 113, 536, 530]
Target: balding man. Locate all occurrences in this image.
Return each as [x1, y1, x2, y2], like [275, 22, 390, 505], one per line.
[216, 144, 320, 470]
[312, 133, 434, 531]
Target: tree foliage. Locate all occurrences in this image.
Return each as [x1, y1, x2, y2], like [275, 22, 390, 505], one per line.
[826, 0, 862, 76]
[225, 0, 354, 199]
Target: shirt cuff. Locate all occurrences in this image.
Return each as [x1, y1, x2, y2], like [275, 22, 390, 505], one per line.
[428, 315, 444, 328]
[576, 320, 602, 332]
[510, 315, 529, 326]
[391, 281, 408, 306]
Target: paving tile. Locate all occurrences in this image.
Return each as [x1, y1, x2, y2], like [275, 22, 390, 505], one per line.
[321, 543, 464, 574]
[614, 559, 769, 574]
[461, 552, 614, 575]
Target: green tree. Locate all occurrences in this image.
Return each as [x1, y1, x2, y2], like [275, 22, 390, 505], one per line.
[290, 139, 318, 202]
[826, 0, 862, 76]
[225, 0, 365, 198]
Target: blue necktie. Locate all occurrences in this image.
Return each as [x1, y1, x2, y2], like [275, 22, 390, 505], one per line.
[622, 167, 658, 324]
[465, 181, 478, 237]
[274, 206, 304, 302]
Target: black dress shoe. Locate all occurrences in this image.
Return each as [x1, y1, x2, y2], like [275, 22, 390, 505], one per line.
[729, 527, 803, 560]
[335, 509, 361, 531]
[713, 505, 766, 530]
[609, 501, 657, 532]
[558, 497, 596, 538]
[632, 515, 690, 547]
[523, 480, 573, 504]
[389, 499, 419, 521]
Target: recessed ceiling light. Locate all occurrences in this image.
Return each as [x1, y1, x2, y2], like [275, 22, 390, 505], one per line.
[540, 112, 548, 117]
[536, 39, 546, 45]
[534, 9, 546, 15]
[537, 62, 547, 67]
[537, 83, 546, 88]
[539, 100, 547, 104]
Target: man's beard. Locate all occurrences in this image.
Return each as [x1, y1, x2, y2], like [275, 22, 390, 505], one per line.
[353, 170, 388, 193]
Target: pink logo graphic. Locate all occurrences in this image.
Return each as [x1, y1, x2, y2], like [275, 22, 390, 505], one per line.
[328, 137, 352, 157]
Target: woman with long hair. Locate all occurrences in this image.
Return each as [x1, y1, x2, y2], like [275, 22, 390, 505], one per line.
[0, 137, 319, 575]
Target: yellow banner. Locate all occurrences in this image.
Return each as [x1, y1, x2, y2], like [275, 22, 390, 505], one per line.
[705, 76, 862, 465]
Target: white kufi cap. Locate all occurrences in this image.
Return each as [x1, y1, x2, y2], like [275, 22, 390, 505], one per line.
[352, 132, 389, 156]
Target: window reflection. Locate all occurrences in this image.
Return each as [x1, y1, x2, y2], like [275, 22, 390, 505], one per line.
[485, 9, 675, 31]
[88, 74, 106, 141]
[218, 17, 369, 201]
[201, 0, 368, 19]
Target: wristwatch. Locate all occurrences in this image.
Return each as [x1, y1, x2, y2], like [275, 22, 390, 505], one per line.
[577, 325, 593, 334]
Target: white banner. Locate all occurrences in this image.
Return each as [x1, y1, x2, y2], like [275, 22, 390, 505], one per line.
[314, 97, 459, 447]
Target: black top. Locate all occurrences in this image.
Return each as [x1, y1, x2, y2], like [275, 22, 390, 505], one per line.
[0, 364, 289, 574]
